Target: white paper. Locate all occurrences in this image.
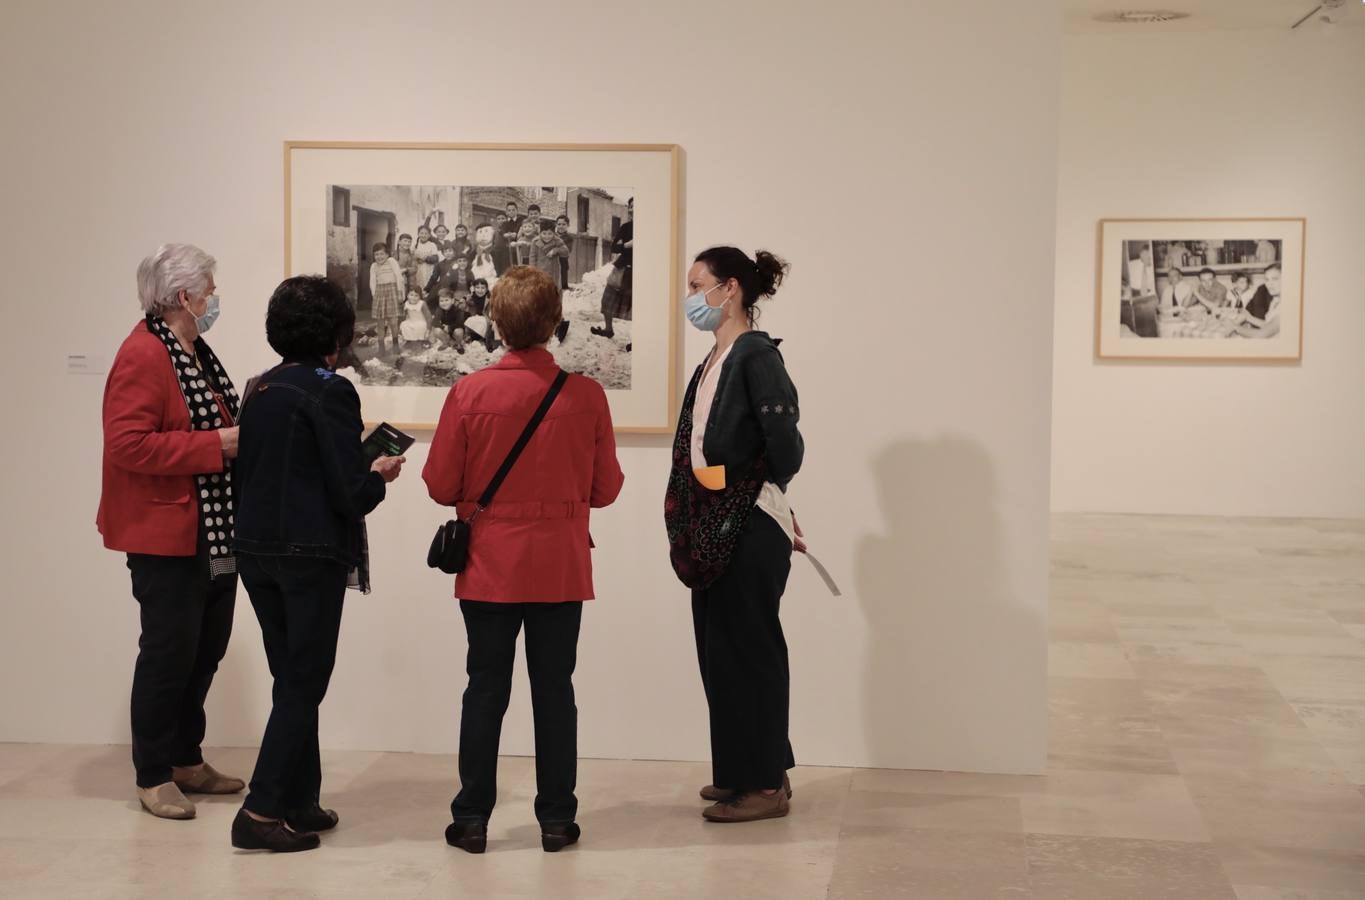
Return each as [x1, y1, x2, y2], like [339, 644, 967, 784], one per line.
[800, 551, 842, 596]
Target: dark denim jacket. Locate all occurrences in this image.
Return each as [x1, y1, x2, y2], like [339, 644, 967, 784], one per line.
[699, 331, 803, 492]
[233, 359, 386, 566]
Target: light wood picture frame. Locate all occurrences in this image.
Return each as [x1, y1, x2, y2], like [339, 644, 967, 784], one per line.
[285, 141, 681, 432]
[1095, 217, 1305, 362]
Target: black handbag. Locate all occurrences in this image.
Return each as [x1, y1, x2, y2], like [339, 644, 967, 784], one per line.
[427, 369, 569, 575]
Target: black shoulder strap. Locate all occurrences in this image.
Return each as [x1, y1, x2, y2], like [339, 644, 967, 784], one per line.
[476, 369, 569, 509]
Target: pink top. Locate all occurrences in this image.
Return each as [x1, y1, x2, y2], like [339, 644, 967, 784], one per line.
[690, 344, 733, 470]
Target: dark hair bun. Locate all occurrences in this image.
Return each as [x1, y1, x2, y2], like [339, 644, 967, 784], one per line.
[753, 250, 789, 299]
[693, 245, 792, 323]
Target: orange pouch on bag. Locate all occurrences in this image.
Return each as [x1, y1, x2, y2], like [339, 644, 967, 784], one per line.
[693, 465, 726, 491]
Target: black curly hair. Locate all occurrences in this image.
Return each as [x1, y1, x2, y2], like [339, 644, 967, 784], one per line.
[265, 275, 355, 360]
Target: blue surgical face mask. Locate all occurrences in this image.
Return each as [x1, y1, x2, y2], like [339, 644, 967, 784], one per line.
[191, 293, 220, 334]
[684, 284, 728, 332]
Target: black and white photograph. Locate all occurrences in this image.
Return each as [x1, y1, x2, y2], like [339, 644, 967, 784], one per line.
[325, 184, 635, 390]
[287, 142, 679, 430]
[1118, 238, 1283, 341]
[1096, 218, 1305, 362]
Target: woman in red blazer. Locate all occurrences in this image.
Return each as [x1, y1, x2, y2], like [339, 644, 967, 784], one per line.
[97, 243, 246, 821]
[424, 266, 623, 854]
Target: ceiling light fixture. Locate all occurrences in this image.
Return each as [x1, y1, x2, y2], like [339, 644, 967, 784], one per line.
[1093, 10, 1191, 24]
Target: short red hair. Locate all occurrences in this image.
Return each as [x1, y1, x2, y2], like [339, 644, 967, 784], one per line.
[489, 266, 562, 349]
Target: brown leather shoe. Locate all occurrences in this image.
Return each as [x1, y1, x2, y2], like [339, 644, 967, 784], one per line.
[700, 774, 792, 803]
[231, 809, 320, 853]
[702, 788, 791, 823]
[174, 762, 245, 795]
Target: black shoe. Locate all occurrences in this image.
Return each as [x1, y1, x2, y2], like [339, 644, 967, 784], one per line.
[555, 320, 571, 343]
[541, 822, 580, 853]
[445, 821, 487, 854]
[231, 809, 321, 853]
[284, 804, 339, 833]
[590, 326, 614, 338]
[625, 343, 631, 352]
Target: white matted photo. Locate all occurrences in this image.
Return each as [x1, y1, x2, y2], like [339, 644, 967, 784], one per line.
[1095, 218, 1305, 362]
[286, 143, 680, 432]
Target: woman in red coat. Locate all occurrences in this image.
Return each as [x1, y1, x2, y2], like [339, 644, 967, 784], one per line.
[424, 266, 624, 854]
[97, 243, 246, 820]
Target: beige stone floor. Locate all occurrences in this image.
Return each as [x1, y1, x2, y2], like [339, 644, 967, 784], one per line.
[3, 514, 1364, 898]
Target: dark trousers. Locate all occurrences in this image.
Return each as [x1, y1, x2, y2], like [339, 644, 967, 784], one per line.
[692, 512, 795, 793]
[452, 600, 582, 826]
[127, 549, 237, 789]
[238, 554, 347, 818]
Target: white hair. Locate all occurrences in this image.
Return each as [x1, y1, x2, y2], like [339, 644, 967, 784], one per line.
[136, 243, 216, 315]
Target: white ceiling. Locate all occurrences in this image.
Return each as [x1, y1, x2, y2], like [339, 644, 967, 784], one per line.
[1064, 0, 1365, 31]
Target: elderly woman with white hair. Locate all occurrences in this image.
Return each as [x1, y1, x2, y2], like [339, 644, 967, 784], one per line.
[97, 243, 245, 820]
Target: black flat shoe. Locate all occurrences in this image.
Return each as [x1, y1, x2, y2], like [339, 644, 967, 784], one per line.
[555, 320, 571, 343]
[541, 822, 580, 853]
[445, 821, 487, 854]
[284, 804, 339, 833]
[590, 326, 614, 338]
[231, 809, 320, 853]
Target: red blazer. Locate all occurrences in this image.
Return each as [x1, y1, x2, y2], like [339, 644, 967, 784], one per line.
[423, 348, 624, 603]
[97, 321, 226, 556]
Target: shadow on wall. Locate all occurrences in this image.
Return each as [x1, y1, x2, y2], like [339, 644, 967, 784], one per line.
[856, 437, 1042, 773]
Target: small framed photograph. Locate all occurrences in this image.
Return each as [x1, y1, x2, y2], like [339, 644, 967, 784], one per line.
[285, 141, 681, 431]
[1095, 218, 1305, 362]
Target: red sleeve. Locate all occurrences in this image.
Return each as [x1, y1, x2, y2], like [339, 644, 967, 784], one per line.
[423, 381, 467, 506]
[589, 383, 624, 509]
[103, 339, 225, 476]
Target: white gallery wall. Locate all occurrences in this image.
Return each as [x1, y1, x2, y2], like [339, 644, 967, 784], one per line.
[1052, 26, 1365, 518]
[0, 0, 1059, 775]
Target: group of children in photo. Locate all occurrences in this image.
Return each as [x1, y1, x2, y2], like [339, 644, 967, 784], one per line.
[362, 197, 630, 359]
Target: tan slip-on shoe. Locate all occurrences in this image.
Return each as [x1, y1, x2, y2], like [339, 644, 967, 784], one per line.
[174, 762, 245, 795]
[700, 773, 792, 803]
[702, 788, 790, 823]
[138, 782, 196, 819]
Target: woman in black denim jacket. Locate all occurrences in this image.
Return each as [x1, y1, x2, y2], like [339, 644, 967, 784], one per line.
[230, 276, 405, 853]
[664, 246, 804, 825]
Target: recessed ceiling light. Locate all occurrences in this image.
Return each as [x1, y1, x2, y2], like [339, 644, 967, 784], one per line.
[1094, 10, 1192, 23]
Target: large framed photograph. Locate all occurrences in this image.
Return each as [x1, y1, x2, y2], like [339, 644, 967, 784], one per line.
[1095, 218, 1305, 362]
[286, 142, 680, 432]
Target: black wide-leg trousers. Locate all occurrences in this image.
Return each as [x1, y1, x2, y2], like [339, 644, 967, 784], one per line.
[691, 512, 795, 794]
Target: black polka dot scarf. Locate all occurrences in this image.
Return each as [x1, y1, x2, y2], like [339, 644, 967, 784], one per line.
[146, 315, 241, 578]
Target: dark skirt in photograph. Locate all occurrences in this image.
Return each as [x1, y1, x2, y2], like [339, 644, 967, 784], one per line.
[600, 264, 633, 322]
[372, 278, 403, 321]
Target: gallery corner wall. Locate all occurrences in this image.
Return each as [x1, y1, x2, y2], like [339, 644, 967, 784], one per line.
[1051, 27, 1365, 518]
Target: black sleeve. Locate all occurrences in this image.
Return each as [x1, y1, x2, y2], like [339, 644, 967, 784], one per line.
[317, 377, 386, 518]
[610, 221, 629, 254]
[1246, 285, 1272, 321]
[744, 345, 804, 488]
